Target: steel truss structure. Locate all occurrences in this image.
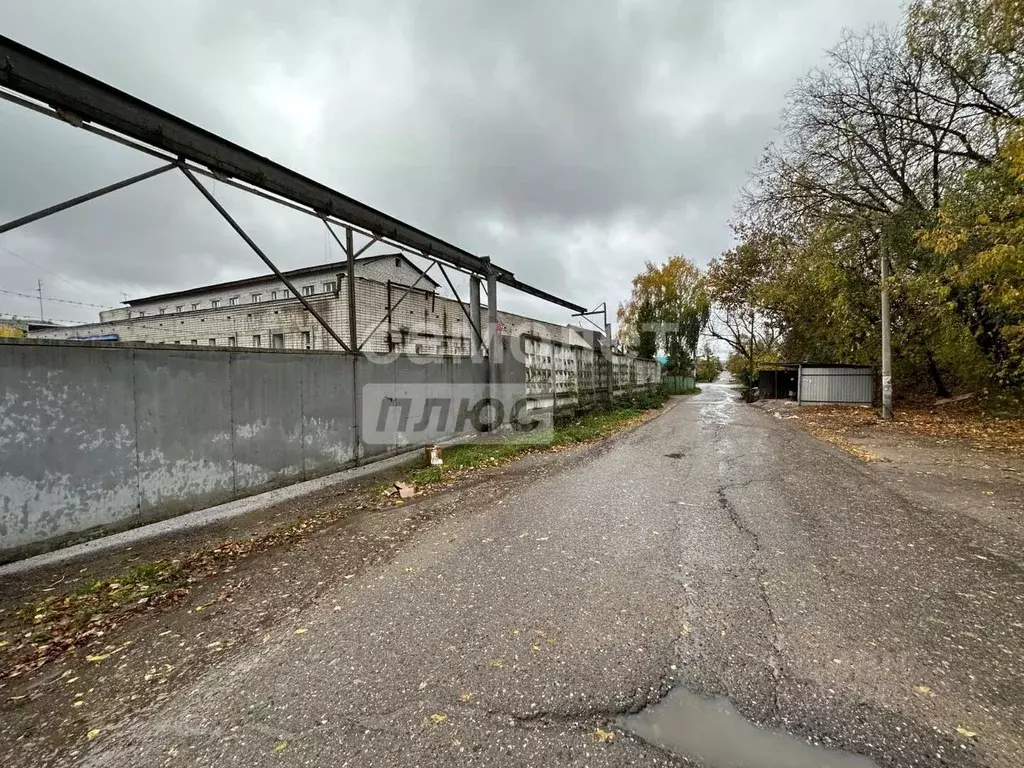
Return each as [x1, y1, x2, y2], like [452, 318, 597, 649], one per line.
[0, 34, 587, 355]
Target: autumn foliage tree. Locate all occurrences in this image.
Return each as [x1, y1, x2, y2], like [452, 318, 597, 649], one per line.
[618, 256, 709, 374]
[721, 0, 1024, 396]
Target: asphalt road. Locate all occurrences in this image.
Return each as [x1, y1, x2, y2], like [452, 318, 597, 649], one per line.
[84, 382, 1022, 767]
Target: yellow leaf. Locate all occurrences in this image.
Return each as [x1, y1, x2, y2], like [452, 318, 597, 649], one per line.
[956, 727, 977, 739]
[274, 740, 288, 752]
[458, 692, 473, 702]
[73, 700, 84, 708]
[85, 653, 109, 663]
[294, 627, 308, 635]
[86, 728, 101, 741]
[428, 713, 447, 724]
[592, 727, 615, 743]
[913, 685, 934, 696]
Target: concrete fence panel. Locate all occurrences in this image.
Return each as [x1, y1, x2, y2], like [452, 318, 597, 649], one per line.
[0, 343, 140, 557]
[133, 348, 235, 524]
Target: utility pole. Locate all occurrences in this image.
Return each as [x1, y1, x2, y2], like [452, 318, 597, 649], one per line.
[37, 279, 44, 321]
[880, 243, 893, 420]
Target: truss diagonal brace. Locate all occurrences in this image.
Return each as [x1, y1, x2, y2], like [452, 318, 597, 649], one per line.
[436, 263, 485, 351]
[356, 264, 437, 352]
[0, 162, 176, 235]
[181, 165, 353, 354]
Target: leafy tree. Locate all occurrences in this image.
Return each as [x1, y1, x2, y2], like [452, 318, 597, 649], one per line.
[618, 256, 710, 373]
[695, 344, 723, 382]
[919, 127, 1024, 385]
[723, 0, 1024, 399]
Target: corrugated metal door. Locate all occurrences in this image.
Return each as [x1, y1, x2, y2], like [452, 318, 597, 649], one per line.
[798, 367, 873, 404]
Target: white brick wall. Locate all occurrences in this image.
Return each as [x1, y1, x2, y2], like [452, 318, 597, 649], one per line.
[32, 273, 660, 393]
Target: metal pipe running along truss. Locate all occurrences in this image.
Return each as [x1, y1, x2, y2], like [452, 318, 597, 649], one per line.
[0, 33, 587, 354]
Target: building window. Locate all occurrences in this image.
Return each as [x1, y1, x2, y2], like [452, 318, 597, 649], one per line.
[208, 338, 216, 346]
[138, 310, 146, 317]
[159, 307, 166, 315]
[271, 290, 278, 300]
[192, 303, 200, 311]
[229, 297, 238, 306]
[211, 299, 220, 308]
[252, 334, 261, 347]
[323, 281, 336, 293]
[300, 331, 311, 349]
[302, 285, 315, 296]
[175, 305, 183, 313]
[174, 340, 181, 344]
[251, 293, 262, 304]
[228, 336, 236, 346]
[271, 333, 285, 349]
[191, 339, 198, 345]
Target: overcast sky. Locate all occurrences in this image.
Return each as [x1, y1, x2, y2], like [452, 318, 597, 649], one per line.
[1, 0, 902, 329]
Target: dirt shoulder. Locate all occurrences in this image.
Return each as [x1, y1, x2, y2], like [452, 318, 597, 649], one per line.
[756, 399, 1024, 552]
[0, 404, 667, 768]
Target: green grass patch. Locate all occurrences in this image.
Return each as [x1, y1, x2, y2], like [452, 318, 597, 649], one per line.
[400, 393, 669, 489]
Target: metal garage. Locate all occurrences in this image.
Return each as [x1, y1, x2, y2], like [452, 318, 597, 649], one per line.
[758, 363, 873, 405]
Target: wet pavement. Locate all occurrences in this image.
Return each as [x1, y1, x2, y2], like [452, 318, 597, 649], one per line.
[75, 382, 1021, 767]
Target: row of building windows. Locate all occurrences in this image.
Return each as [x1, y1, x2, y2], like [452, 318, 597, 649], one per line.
[172, 331, 314, 349]
[135, 282, 339, 317]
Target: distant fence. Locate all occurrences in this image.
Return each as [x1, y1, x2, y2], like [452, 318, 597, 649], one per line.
[662, 376, 696, 394]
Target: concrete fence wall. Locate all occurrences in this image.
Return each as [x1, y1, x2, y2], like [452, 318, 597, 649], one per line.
[522, 335, 661, 412]
[0, 338, 505, 562]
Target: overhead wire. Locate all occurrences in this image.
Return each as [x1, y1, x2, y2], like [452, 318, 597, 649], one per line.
[0, 287, 114, 309]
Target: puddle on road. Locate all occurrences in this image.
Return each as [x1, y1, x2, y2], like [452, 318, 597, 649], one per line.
[619, 687, 879, 768]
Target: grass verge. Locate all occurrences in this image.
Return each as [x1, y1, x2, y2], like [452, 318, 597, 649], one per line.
[403, 391, 670, 488]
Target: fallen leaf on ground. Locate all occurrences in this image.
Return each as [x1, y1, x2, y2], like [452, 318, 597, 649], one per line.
[274, 741, 288, 752]
[86, 728, 101, 740]
[294, 627, 308, 635]
[458, 692, 473, 702]
[428, 713, 447, 725]
[592, 727, 615, 743]
[84, 654, 109, 663]
[956, 727, 978, 739]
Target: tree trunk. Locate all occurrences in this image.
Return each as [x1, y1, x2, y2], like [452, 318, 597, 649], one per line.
[926, 353, 950, 398]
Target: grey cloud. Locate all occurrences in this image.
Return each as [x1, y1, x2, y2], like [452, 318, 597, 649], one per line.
[0, 0, 904, 326]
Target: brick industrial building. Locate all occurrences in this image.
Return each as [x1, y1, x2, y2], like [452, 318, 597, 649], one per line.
[30, 253, 599, 356]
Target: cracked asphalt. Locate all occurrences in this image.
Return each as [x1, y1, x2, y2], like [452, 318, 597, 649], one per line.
[77, 382, 1022, 767]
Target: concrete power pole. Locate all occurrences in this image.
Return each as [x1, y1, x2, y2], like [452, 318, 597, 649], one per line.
[37, 279, 44, 321]
[880, 244, 893, 420]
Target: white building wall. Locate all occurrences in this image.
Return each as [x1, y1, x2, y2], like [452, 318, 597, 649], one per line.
[108, 258, 432, 322]
[33, 277, 590, 355]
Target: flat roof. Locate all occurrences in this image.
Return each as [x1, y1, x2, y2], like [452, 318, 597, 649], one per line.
[125, 253, 439, 306]
[760, 362, 873, 370]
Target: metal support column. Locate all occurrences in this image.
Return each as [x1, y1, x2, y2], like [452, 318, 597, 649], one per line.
[469, 276, 482, 357]
[346, 227, 357, 351]
[345, 227, 362, 463]
[486, 261, 499, 429]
